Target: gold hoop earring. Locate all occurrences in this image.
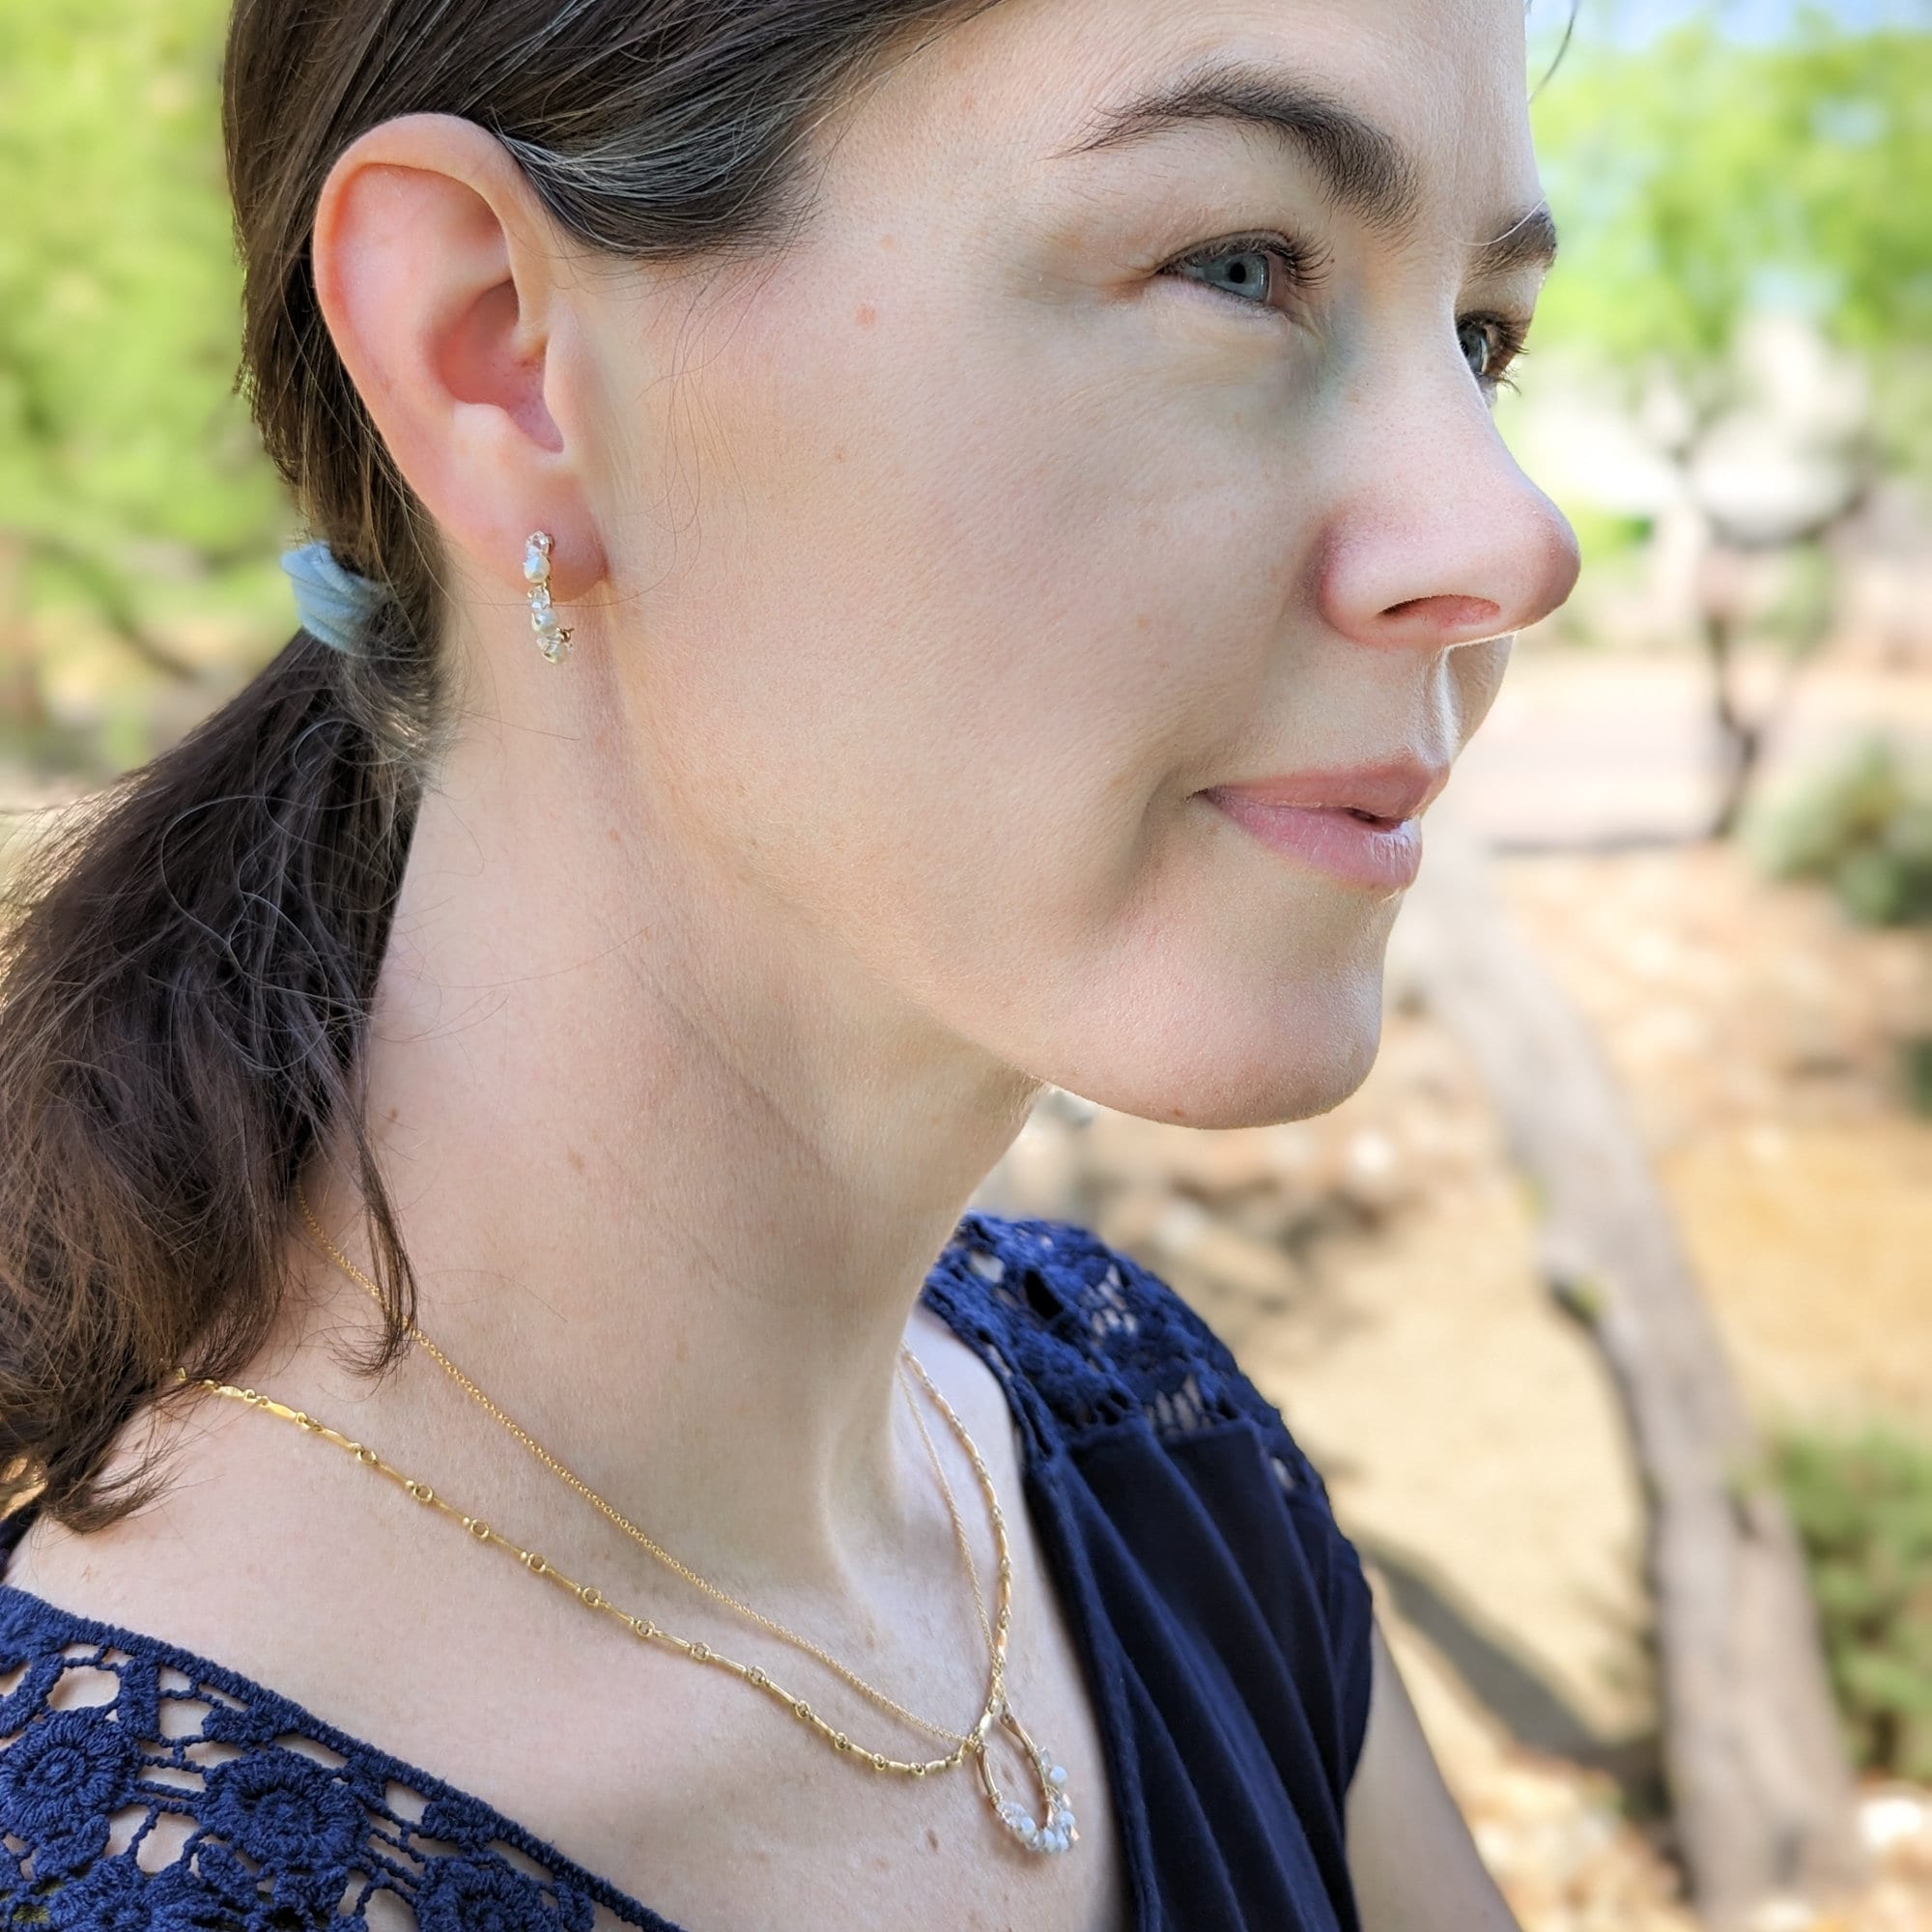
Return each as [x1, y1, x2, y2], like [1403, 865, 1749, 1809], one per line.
[523, 531, 574, 664]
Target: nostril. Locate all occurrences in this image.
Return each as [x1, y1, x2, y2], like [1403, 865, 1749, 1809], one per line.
[1379, 593, 1502, 630]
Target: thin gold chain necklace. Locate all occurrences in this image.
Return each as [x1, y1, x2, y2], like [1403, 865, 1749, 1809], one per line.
[183, 1185, 1081, 1857]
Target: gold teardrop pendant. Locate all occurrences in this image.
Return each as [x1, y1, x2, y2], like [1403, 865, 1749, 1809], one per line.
[973, 1693, 1079, 1856]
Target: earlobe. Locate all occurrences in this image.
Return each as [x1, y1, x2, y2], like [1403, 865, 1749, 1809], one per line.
[309, 112, 595, 594]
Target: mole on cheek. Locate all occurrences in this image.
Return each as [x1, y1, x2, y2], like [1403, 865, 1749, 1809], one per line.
[855, 302, 879, 328]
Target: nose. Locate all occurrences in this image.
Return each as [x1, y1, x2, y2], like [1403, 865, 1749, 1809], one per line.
[1314, 400, 1581, 651]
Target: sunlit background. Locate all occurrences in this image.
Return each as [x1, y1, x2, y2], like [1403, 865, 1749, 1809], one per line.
[2, 1, 1927, 1925]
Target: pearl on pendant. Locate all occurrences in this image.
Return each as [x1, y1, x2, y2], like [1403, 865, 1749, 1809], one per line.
[982, 1712, 1077, 1857]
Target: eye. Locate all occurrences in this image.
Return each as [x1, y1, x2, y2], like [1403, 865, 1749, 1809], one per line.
[1158, 232, 1332, 316]
[1458, 312, 1530, 396]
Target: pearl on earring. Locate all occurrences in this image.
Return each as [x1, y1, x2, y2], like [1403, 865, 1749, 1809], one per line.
[523, 531, 573, 663]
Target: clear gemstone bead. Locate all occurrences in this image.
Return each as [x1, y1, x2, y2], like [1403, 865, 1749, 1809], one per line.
[523, 542, 549, 582]
[1047, 1764, 1068, 1789]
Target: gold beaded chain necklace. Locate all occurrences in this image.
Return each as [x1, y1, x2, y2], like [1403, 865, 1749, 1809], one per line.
[177, 1186, 1079, 1858]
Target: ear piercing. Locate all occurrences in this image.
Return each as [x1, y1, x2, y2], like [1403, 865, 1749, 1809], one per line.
[523, 531, 573, 664]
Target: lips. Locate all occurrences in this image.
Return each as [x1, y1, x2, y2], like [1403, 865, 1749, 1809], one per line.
[1202, 755, 1448, 824]
[1198, 755, 1449, 890]
[1202, 792, 1427, 889]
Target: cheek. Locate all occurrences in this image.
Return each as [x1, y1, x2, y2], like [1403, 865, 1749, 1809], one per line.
[1451, 638, 1512, 746]
[609, 259, 1406, 1124]
[631, 272, 1305, 980]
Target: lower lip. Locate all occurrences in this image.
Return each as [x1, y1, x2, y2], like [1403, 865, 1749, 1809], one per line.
[1202, 790, 1423, 889]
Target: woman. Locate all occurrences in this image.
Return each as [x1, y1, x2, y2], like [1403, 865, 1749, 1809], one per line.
[0, 0, 1578, 1924]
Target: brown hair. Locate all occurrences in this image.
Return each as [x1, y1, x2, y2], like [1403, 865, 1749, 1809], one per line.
[0, 0, 1000, 1533]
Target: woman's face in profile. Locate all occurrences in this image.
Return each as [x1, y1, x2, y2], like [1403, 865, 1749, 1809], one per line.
[588, 0, 1580, 1127]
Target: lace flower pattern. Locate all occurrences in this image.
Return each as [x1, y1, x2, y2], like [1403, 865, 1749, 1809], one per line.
[924, 1210, 1331, 1503]
[0, 1589, 634, 1929]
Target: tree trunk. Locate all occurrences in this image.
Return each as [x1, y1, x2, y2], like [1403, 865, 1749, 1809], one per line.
[1396, 805, 1866, 1926]
[1705, 598, 1764, 841]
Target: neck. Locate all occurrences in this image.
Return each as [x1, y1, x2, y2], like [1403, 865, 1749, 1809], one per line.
[279, 710, 1040, 1598]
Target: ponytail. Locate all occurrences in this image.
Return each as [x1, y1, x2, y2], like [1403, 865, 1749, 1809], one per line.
[0, 622, 428, 1529]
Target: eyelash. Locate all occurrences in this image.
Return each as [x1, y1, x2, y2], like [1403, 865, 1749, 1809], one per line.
[1162, 230, 1333, 307]
[1460, 313, 1532, 397]
[1159, 232, 1533, 396]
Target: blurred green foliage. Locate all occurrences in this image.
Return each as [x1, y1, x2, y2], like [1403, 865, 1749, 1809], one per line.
[1530, 18, 1932, 469]
[1774, 1421, 1932, 1780]
[0, 0, 292, 769]
[0, 0, 267, 553]
[1903, 1036, 1932, 1119]
[1746, 734, 1932, 925]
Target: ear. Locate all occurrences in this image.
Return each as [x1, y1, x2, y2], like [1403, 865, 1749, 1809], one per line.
[310, 111, 608, 608]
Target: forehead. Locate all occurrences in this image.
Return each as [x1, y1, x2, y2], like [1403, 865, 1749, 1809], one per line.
[876, 0, 1542, 224]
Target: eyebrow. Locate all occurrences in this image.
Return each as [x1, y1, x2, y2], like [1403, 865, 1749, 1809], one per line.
[1468, 201, 1559, 279]
[1050, 54, 1559, 274]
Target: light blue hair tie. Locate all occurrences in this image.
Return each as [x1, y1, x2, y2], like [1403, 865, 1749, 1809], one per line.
[279, 539, 387, 654]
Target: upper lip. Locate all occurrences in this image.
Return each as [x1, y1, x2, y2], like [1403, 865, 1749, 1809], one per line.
[1203, 755, 1449, 822]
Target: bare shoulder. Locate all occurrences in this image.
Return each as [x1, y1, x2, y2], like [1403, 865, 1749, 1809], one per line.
[4, 1390, 442, 1754]
[0, 1382, 683, 1858]
[8, 1395, 300, 1637]
[1346, 1618, 1522, 1932]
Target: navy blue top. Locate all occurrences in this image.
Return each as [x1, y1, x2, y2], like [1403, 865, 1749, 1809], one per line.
[0, 1210, 1374, 1931]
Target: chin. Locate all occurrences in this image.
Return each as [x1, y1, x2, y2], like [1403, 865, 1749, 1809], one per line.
[1050, 952, 1387, 1132]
